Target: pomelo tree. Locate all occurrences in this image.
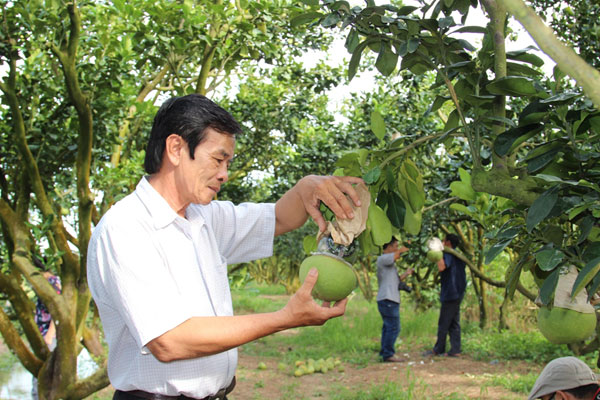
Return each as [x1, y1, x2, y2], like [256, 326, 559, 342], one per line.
[292, 0, 600, 356]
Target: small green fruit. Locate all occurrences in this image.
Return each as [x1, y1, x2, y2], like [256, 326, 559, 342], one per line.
[257, 362, 267, 370]
[427, 250, 443, 262]
[294, 369, 303, 377]
[537, 306, 596, 344]
[299, 254, 357, 301]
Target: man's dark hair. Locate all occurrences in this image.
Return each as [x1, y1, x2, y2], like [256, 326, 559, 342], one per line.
[564, 383, 600, 399]
[383, 238, 398, 250]
[445, 234, 460, 249]
[144, 94, 243, 174]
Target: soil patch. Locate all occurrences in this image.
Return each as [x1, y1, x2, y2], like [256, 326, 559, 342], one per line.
[230, 348, 536, 399]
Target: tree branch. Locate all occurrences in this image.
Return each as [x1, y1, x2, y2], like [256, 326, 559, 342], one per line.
[0, 306, 43, 375]
[503, 0, 600, 108]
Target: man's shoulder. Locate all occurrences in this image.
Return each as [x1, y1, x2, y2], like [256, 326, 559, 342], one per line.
[93, 192, 149, 235]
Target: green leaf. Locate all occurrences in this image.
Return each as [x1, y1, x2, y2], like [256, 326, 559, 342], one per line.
[407, 37, 420, 53]
[506, 61, 543, 77]
[577, 216, 594, 244]
[494, 123, 543, 157]
[485, 238, 513, 264]
[587, 272, 600, 302]
[525, 146, 561, 173]
[370, 110, 386, 140]
[496, 226, 521, 240]
[291, 12, 322, 27]
[348, 40, 370, 81]
[450, 203, 476, 218]
[330, 1, 351, 12]
[363, 166, 381, 184]
[526, 186, 560, 232]
[345, 29, 360, 53]
[506, 49, 545, 67]
[506, 256, 527, 299]
[444, 109, 459, 131]
[303, 235, 317, 254]
[396, 6, 418, 15]
[539, 268, 560, 306]
[486, 76, 540, 97]
[450, 181, 475, 201]
[300, 0, 319, 5]
[386, 192, 406, 229]
[539, 92, 581, 105]
[571, 257, 600, 299]
[450, 25, 487, 34]
[535, 248, 564, 271]
[321, 13, 341, 27]
[519, 101, 550, 125]
[375, 43, 398, 76]
[427, 95, 449, 114]
[456, 39, 476, 51]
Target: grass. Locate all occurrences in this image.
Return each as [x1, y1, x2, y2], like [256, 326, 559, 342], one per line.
[328, 367, 471, 400]
[464, 329, 575, 363]
[232, 282, 598, 398]
[234, 283, 591, 366]
[483, 371, 539, 395]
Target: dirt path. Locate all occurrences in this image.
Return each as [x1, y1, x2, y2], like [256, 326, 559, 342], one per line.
[230, 348, 537, 399]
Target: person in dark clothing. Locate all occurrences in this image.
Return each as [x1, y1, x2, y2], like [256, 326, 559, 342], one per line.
[424, 234, 466, 357]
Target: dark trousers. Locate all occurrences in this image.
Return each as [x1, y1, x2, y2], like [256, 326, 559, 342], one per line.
[377, 299, 400, 360]
[433, 297, 463, 356]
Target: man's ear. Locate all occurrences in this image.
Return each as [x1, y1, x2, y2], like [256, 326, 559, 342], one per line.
[164, 134, 184, 166]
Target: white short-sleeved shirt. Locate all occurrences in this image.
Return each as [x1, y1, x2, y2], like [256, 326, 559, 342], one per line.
[87, 177, 275, 398]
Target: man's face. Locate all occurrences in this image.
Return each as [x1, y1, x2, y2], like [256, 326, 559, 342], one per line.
[385, 241, 399, 253]
[176, 127, 235, 206]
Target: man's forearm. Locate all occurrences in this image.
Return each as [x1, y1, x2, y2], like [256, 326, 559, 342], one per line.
[147, 311, 292, 362]
[146, 269, 347, 363]
[275, 185, 308, 236]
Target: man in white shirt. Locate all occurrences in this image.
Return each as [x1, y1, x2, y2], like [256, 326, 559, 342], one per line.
[87, 94, 364, 400]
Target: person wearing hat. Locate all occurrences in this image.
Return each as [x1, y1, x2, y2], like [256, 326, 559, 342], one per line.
[528, 356, 600, 400]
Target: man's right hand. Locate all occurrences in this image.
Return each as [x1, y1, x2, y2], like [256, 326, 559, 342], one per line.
[280, 268, 348, 328]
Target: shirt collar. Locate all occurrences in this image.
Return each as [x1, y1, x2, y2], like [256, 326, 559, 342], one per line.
[135, 176, 182, 229]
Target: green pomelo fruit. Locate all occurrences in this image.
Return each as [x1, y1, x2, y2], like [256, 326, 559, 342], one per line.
[537, 306, 597, 344]
[299, 254, 357, 301]
[427, 250, 443, 262]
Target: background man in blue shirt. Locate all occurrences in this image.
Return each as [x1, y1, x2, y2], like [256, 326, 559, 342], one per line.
[425, 233, 467, 357]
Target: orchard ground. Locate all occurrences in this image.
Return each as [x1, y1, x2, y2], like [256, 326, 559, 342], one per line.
[1, 286, 571, 400]
[0, 342, 535, 399]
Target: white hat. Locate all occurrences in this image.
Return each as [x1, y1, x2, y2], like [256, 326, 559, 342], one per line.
[528, 357, 598, 400]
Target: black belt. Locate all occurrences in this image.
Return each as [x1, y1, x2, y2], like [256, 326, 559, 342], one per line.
[114, 377, 236, 400]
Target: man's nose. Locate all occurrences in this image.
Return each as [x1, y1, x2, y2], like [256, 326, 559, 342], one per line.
[217, 164, 229, 182]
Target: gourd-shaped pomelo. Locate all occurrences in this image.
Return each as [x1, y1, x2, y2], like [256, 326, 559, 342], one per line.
[299, 254, 357, 301]
[537, 306, 596, 344]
